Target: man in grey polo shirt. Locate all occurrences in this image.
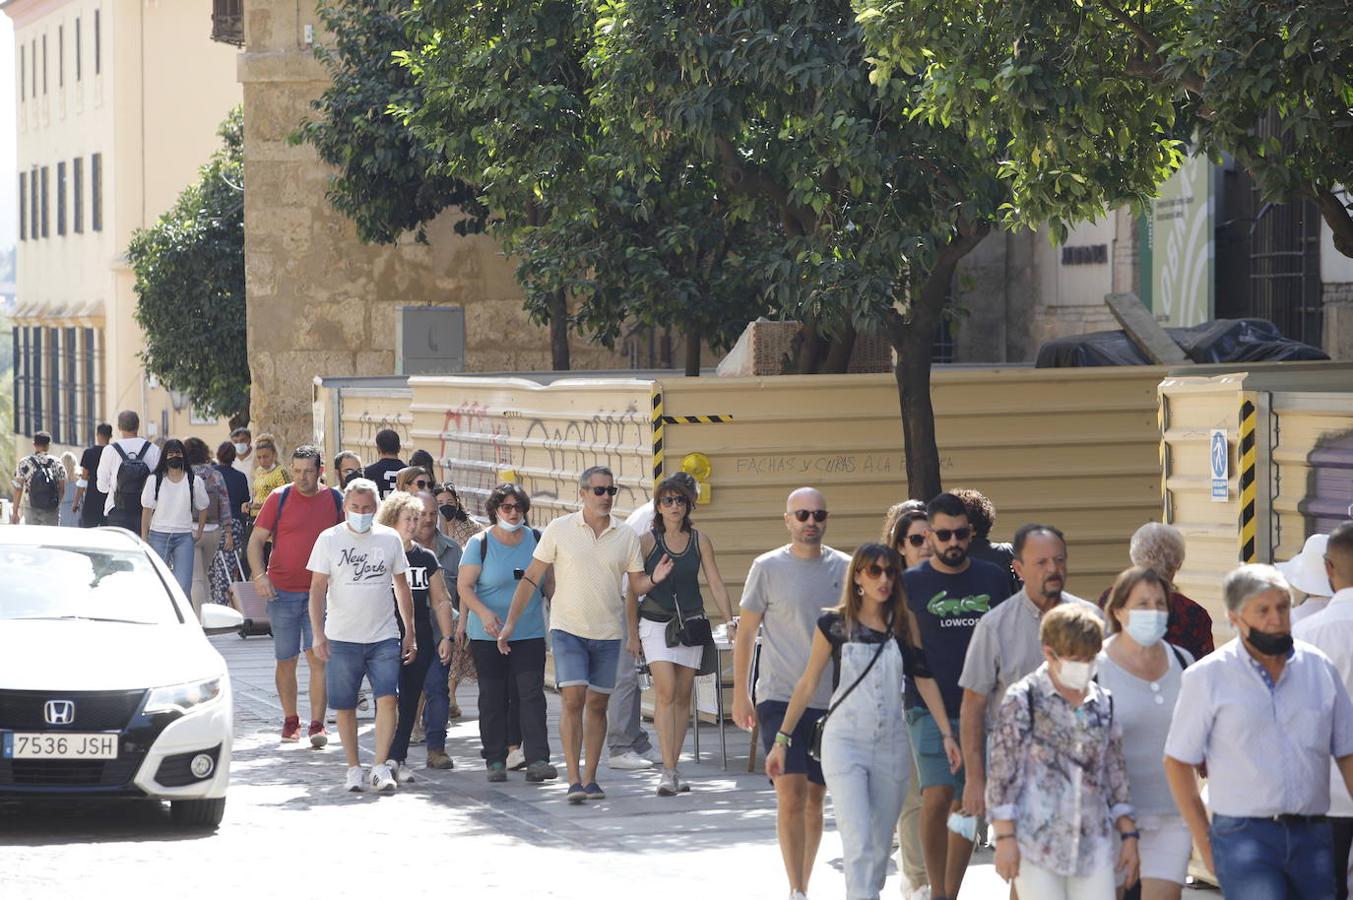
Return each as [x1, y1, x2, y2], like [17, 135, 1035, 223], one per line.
[957, 523, 1101, 818]
[733, 487, 850, 900]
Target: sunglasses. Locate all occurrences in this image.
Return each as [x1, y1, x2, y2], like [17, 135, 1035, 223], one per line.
[659, 495, 689, 507]
[791, 509, 829, 523]
[498, 502, 522, 513]
[588, 486, 619, 497]
[933, 527, 972, 543]
[902, 533, 927, 547]
[864, 563, 897, 579]
[413, 480, 431, 489]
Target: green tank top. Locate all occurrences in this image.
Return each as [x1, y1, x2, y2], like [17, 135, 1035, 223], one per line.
[640, 528, 704, 620]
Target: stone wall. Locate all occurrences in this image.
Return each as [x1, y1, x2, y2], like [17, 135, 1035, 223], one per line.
[1324, 282, 1353, 361]
[239, 0, 630, 452]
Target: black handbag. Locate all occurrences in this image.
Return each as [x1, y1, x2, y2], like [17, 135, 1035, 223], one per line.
[808, 614, 893, 762]
[662, 590, 712, 648]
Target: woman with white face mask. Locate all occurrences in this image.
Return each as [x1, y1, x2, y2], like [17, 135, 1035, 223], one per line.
[987, 603, 1140, 900]
[1097, 567, 1196, 900]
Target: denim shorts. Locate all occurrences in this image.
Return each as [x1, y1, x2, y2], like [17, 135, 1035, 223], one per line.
[326, 638, 401, 709]
[550, 629, 620, 693]
[757, 700, 826, 786]
[268, 589, 313, 661]
[905, 706, 965, 792]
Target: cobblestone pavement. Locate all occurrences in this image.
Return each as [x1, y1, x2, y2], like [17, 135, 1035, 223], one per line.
[0, 634, 1218, 899]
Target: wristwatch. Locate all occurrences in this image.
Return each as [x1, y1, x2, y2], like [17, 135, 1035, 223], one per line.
[774, 731, 793, 748]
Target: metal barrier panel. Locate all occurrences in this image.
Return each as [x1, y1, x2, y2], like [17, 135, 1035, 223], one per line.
[1271, 391, 1353, 562]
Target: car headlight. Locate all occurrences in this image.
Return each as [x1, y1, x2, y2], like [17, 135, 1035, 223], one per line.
[145, 677, 223, 715]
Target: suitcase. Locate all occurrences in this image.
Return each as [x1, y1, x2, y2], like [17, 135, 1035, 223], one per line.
[228, 552, 272, 639]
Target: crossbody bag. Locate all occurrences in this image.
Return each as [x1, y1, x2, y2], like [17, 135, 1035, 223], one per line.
[808, 613, 893, 762]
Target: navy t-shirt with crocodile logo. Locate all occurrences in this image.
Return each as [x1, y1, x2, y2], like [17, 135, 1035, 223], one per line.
[903, 558, 1013, 717]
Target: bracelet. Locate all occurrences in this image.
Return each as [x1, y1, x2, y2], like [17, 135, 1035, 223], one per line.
[1119, 830, 1140, 841]
[774, 731, 793, 748]
[994, 834, 1017, 842]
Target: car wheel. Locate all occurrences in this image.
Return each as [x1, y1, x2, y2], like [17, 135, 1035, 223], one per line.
[170, 796, 225, 829]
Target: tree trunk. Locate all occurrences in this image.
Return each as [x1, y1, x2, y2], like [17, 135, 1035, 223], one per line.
[683, 329, 701, 377]
[796, 319, 826, 374]
[820, 324, 857, 374]
[1315, 188, 1353, 260]
[547, 289, 570, 371]
[228, 395, 251, 432]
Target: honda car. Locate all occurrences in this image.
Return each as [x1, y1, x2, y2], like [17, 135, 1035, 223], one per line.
[0, 526, 242, 828]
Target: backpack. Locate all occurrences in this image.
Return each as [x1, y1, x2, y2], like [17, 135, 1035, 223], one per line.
[479, 528, 541, 564]
[272, 485, 344, 549]
[112, 442, 152, 512]
[26, 455, 61, 510]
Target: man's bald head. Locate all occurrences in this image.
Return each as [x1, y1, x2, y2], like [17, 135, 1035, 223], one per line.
[1326, 522, 1353, 592]
[784, 487, 829, 550]
[786, 487, 825, 512]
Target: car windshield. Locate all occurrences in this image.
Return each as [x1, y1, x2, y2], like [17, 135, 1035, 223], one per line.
[0, 544, 181, 625]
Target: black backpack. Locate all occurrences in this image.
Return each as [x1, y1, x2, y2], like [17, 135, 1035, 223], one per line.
[112, 441, 153, 512]
[26, 456, 61, 510]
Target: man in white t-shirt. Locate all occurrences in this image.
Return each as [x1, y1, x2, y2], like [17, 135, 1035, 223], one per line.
[308, 478, 413, 793]
[96, 410, 161, 532]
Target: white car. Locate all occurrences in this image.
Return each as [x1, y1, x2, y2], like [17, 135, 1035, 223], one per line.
[0, 526, 243, 828]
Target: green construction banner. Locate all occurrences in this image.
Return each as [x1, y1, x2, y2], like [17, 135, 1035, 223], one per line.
[1149, 154, 1214, 326]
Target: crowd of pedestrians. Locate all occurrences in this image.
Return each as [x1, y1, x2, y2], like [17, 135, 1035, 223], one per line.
[15, 417, 1353, 900]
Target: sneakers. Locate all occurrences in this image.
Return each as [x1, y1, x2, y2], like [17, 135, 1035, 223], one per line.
[368, 763, 397, 792]
[281, 715, 301, 743]
[788, 892, 808, 900]
[657, 769, 679, 797]
[607, 750, 654, 770]
[640, 745, 664, 765]
[487, 762, 508, 783]
[344, 766, 365, 793]
[583, 782, 606, 801]
[566, 782, 588, 804]
[389, 761, 416, 784]
[307, 721, 328, 749]
[506, 747, 527, 770]
[677, 773, 691, 793]
[904, 887, 931, 900]
[525, 760, 558, 783]
[426, 750, 454, 770]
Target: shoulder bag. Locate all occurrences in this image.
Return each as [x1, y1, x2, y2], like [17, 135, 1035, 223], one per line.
[809, 614, 893, 762]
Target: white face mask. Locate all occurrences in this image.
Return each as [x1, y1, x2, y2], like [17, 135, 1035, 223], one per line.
[1124, 609, 1169, 647]
[496, 519, 526, 533]
[233, 442, 250, 456]
[1056, 658, 1096, 691]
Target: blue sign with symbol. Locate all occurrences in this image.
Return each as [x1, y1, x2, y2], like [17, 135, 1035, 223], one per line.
[1210, 430, 1229, 501]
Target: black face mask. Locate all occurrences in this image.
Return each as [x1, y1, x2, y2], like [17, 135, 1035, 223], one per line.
[440, 504, 468, 522]
[167, 457, 184, 470]
[342, 470, 362, 487]
[1245, 626, 1294, 658]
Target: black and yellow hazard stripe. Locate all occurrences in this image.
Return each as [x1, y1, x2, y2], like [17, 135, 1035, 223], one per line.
[1239, 397, 1258, 563]
[658, 414, 735, 425]
[651, 389, 665, 482]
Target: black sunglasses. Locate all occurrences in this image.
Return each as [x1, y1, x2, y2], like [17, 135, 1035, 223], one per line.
[933, 527, 972, 543]
[864, 563, 897, 579]
[791, 509, 829, 523]
[659, 495, 689, 507]
[413, 479, 431, 489]
[903, 533, 927, 547]
[498, 502, 523, 513]
[588, 486, 619, 497]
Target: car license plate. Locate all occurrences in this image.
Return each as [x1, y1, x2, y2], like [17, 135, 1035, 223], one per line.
[2, 732, 118, 760]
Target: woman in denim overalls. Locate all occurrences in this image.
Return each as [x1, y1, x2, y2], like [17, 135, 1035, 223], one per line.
[767, 543, 962, 899]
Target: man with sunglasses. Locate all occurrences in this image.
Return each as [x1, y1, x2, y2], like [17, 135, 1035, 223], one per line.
[733, 487, 850, 900]
[499, 466, 673, 803]
[902, 492, 1013, 900]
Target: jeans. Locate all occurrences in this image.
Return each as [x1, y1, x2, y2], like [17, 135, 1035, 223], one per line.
[423, 655, 451, 753]
[189, 528, 222, 618]
[1211, 814, 1336, 900]
[1013, 860, 1115, 900]
[606, 642, 653, 756]
[327, 639, 400, 709]
[470, 638, 549, 766]
[821, 641, 909, 899]
[389, 633, 434, 764]
[148, 530, 196, 600]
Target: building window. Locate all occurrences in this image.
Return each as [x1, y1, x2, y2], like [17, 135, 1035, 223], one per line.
[91, 153, 102, 231]
[94, 10, 101, 76]
[83, 328, 100, 444]
[63, 329, 78, 447]
[30, 40, 36, 98]
[11, 328, 19, 437]
[19, 43, 24, 99]
[18, 174, 26, 242]
[73, 157, 83, 233]
[31, 328, 43, 434]
[75, 18, 81, 82]
[57, 162, 66, 236]
[40, 166, 49, 238]
[17, 328, 30, 437]
[58, 25, 64, 88]
[42, 34, 47, 95]
[47, 329, 61, 445]
[29, 167, 38, 239]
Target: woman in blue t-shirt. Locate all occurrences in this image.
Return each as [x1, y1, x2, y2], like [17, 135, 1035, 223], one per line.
[458, 483, 557, 784]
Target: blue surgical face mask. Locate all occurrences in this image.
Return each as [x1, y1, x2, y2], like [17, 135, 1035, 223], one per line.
[346, 511, 375, 534]
[1125, 609, 1169, 647]
[497, 518, 525, 533]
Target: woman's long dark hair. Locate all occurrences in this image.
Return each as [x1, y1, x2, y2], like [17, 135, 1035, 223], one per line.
[651, 475, 695, 536]
[153, 439, 188, 478]
[836, 543, 913, 646]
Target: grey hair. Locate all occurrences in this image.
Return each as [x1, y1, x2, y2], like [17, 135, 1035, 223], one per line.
[343, 477, 379, 500]
[1222, 563, 1292, 614]
[1129, 522, 1186, 579]
[579, 466, 613, 488]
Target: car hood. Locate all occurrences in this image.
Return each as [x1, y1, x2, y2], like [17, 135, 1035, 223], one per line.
[0, 620, 226, 691]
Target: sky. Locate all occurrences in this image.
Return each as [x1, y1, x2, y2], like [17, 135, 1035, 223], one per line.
[0, 13, 14, 252]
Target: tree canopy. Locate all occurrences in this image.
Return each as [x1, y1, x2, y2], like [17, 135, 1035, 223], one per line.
[128, 107, 250, 427]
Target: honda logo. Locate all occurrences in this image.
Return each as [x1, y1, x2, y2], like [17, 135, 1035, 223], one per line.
[44, 700, 75, 726]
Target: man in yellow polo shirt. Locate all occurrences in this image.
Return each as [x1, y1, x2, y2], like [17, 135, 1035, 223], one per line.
[499, 466, 673, 803]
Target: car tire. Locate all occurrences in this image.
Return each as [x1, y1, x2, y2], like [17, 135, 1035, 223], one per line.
[170, 796, 225, 829]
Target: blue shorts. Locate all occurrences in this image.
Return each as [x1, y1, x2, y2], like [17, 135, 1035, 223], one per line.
[327, 638, 401, 709]
[550, 630, 620, 693]
[906, 706, 965, 792]
[268, 590, 313, 661]
[757, 700, 826, 786]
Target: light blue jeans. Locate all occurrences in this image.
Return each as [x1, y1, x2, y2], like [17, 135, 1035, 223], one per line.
[148, 530, 196, 600]
[821, 639, 911, 900]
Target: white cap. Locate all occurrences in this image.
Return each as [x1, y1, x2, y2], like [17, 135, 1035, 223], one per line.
[1277, 533, 1332, 597]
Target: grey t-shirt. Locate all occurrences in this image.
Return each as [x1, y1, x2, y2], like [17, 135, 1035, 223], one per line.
[740, 544, 851, 709]
[957, 587, 1101, 727]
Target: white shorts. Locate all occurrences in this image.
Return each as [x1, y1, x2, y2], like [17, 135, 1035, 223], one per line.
[638, 617, 704, 670]
[1115, 816, 1193, 886]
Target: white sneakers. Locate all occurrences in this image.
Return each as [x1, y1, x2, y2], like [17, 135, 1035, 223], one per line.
[368, 764, 397, 792]
[344, 766, 365, 793]
[389, 761, 416, 784]
[640, 746, 664, 765]
[608, 750, 655, 770]
[506, 747, 527, 771]
[344, 763, 401, 792]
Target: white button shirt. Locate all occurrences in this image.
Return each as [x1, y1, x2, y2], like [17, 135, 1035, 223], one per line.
[1295, 587, 1353, 818]
[1164, 636, 1353, 817]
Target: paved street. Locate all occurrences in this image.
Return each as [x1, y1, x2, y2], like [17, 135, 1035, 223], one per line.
[0, 634, 1219, 899]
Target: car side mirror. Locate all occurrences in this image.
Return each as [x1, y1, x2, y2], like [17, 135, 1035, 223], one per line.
[199, 604, 245, 635]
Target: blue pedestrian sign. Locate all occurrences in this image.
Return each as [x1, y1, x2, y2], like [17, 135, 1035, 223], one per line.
[1210, 430, 1229, 502]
